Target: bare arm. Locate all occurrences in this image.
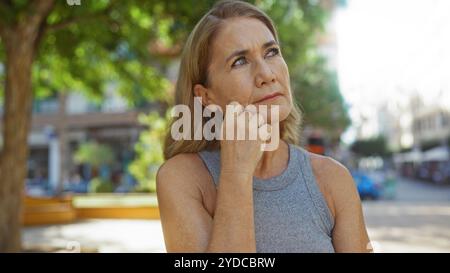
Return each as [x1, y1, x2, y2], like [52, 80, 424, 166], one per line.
[331, 166, 371, 252]
[312, 156, 371, 252]
[311, 155, 370, 252]
[156, 154, 213, 252]
[157, 154, 258, 252]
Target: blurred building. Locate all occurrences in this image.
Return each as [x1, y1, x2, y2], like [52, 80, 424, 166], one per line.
[374, 91, 450, 152]
[0, 88, 159, 195]
[377, 99, 413, 152]
[391, 94, 450, 184]
[412, 105, 450, 148]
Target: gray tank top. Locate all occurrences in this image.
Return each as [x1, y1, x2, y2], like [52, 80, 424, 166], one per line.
[198, 143, 335, 253]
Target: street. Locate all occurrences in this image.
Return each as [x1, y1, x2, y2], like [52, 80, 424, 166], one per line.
[22, 176, 450, 253]
[363, 176, 450, 252]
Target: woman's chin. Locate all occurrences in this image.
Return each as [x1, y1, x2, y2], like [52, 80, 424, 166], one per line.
[257, 105, 290, 124]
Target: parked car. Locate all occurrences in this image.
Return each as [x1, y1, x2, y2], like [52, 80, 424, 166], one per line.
[351, 171, 382, 200]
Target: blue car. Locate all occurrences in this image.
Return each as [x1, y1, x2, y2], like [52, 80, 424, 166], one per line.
[351, 171, 382, 200]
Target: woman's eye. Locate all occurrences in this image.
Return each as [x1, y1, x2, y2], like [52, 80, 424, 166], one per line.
[231, 56, 247, 67]
[266, 47, 280, 58]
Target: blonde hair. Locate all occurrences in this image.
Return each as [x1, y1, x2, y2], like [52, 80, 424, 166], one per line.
[163, 0, 302, 160]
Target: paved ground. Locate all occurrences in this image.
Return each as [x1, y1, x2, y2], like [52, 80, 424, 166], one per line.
[363, 177, 450, 253]
[22, 176, 450, 253]
[23, 219, 166, 253]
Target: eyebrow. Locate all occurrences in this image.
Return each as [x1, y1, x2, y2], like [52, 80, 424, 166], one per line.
[225, 40, 279, 63]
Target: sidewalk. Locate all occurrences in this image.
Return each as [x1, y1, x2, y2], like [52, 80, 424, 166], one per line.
[23, 177, 450, 253]
[23, 219, 166, 253]
[363, 201, 450, 252]
[362, 176, 450, 252]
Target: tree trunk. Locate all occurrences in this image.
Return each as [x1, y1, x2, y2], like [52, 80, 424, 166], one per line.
[0, 29, 35, 253]
[0, 1, 54, 252]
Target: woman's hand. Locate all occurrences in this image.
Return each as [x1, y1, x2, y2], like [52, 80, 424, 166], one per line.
[219, 102, 271, 178]
[158, 102, 269, 253]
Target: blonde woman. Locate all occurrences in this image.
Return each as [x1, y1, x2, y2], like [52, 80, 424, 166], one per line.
[157, 0, 370, 253]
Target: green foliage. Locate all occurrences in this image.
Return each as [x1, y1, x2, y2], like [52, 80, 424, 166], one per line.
[89, 177, 114, 193]
[1, 0, 350, 135]
[73, 141, 114, 168]
[0, 1, 175, 105]
[350, 136, 389, 157]
[1, 0, 351, 186]
[128, 111, 169, 193]
[293, 57, 351, 136]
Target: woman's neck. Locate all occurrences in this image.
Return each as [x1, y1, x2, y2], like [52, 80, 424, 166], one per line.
[253, 135, 289, 180]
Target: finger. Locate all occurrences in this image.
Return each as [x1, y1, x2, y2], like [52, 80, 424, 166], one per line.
[247, 110, 258, 128]
[244, 104, 257, 114]
[229, 101, 243, 114]
[235, 104, 244, 115]
[258, 110, 269, 125]
[248, 111, 264, 129]
[257, 112, 265, 127]
[258, 124, 272, 142]
[205, 104, 219, 112]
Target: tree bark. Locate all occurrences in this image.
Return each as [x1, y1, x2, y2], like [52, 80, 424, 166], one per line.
[0, 0, 54, 252]
[0, 26, 36, 253]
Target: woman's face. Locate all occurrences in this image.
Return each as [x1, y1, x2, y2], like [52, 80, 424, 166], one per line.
[194, 17, 293, 123]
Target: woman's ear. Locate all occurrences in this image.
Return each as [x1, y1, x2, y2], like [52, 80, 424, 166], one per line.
[194, 84, 213, 106]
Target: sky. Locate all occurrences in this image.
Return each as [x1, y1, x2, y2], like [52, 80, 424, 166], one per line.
[335, 0, 450, 144]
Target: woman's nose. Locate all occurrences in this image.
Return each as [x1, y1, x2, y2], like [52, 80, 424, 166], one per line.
[255, 60, 276, 88]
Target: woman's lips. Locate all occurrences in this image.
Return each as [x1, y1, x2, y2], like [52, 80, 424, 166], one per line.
[254, 92, 283, 104]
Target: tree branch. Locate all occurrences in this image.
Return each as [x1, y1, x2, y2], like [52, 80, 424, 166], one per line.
[46, 0, 118, 32]
[0, 0, 14, 16]
[46, 12, 109, 32]
[23, 0, 56, 31]
[0, 0, 55, 59]
[0, 0, 14, 36]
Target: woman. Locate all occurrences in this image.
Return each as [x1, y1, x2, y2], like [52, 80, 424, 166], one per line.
[157, 0, 370, 253]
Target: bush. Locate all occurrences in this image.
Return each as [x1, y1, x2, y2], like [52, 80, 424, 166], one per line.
[74, 142, 114, 167]
[128, 112, 168, 193]
[89, 178, 114, 193]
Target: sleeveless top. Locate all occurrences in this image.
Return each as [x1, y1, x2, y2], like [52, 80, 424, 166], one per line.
[198, 143, 335, 253]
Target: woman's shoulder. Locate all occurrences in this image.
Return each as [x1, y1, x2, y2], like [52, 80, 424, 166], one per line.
[289, 144, 351, 177]
[308, 152, 352, 180]
[157, 153, 210, 186]
[306, 151, 357, 219]
[156, 152, 215, 198]
[156, 152, 216, 216]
